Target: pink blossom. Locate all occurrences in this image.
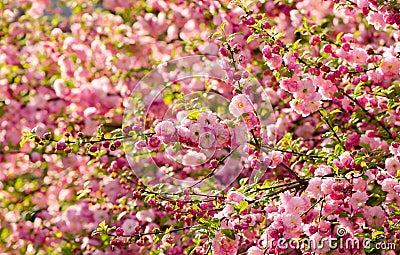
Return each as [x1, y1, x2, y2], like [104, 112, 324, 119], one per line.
[349, 48, 368, 65]
[366, 12, 386, 30]
[155, 121, 176, 137]
[279, 78, 300, 93]
[199, 132, 216, 149]
[136, 209, 156, 222]
[189, 123, 204, 143]
[182, 151, 206, 166]
[122, 219, 138, 235]
[229, 94, 253, 117]
[293, 79, 316, 99]
[380, 56, 400, 77]
[267, 151, 283, 168]
[385, 157, 400, 176]
[339, 151, 354, 168]
[306, 178, 324, 198]
[266, 54, 282, 70]
[226, 191, 248, 205]
[349, 191, 368, 209]
[364, 206, 386, 227]
[211, 231, 239, 255]
[198, 112, 217, 127]
[214, 124, 230, 148]
[247, 246, 263, 255]
[147, 136, 162, 151]
[282, 213, 302, 230]
[381, 178, 399, 193]
[93, 210, 110, 224]
[356, 0, 369, 9]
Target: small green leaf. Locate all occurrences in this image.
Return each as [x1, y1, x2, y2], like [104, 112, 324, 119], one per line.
[173, 142, 183, 152]
[220, 22, 227, 33]
[237, 201, 249, 214]
[187, 109, 200, 120]
[372, 231, 385, 239]
[98, 220, 106, 230]
[221, 228, 236, 240]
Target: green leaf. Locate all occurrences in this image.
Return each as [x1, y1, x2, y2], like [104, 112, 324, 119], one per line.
[173, 142, 183, 152]
[220, 22, 227, 33]
[336, 32, 344, 43]
[187, 109, 200, 120]
[221, 228, 236, 240]
[246, 34, 258, 44]
[209, 31, 222, 39]
[237, 201, 249, 214]
[291, 39, 302, 50]
[372, 231, 385, 239]
[366, 194, 386, 206]
[98, 220, 107, 231]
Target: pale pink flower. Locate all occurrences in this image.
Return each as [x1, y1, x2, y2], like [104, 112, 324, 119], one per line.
[229, 94, 253, 117]
[339, 151, 353, 168]
[211, 231, 239, 255]
[315, 164, 332, 176]
[385, 158, 400, 176]
[198, 112, 217, 127]
[122, 219, 138, 235]
[155, 121, 176, 137]
[293, 79, 315, 99]
[366, 12, 386, 30]
[199, 132, 216, 149]
[321, 179, 335, 195]
[266, 54, 282, 70]
[53, 79, 70, 98]
[226, 191, 247, 205]
[356, 0, 369, 8]
[289, 92, 322, 117]
[286, 197, 307, 214]
[381, 178, 399, 193]
[182, 151, 206, 166]
[306, 178, 324, 198]
[380, 56, 400, 77]
[247, 246, 263, 255]
[352, 177, 367, 192]
[136, 209, 155, 222]
[282, 213, 302, 229]
[214, 124, 230, 148]
[94, 210, 110, 224]
[189, 123, 204, 143]
[349, 191, 369, 209]
[279, 78, 300, 93]
[350, 48, 368, 65]
[268, 151, 283, 168]
[232, 123, 248, 147]
[364, 206, 386, 227]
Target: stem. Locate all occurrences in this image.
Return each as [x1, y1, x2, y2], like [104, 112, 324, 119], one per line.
[341, 91, 391, 137]
[188, 145, 240, 188]
[318, 109, 344, 149]
[301, 197, 324, 217]
[279, 163, 302, 183]
[108, 225, 194, 238]
[262, 145, 326, 159]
